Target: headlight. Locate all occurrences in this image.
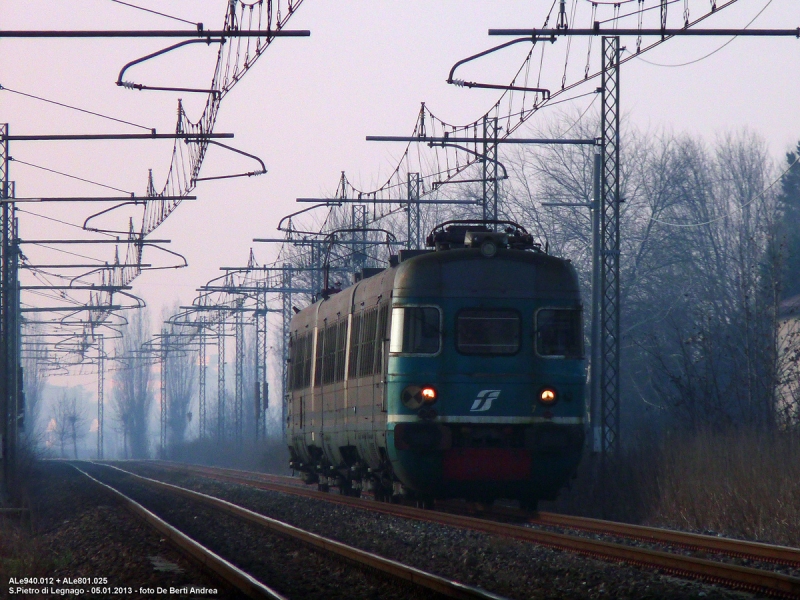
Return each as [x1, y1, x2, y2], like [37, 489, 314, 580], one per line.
[539, 387, 557, 405]
[402, 385, 438, 409]
[421, 386, 437, 402]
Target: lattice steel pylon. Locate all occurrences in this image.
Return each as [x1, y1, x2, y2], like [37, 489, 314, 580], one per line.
[407, 173, 421, 250]
[234, 297, 244, 444]
[352, 204, 368, 271]
[159, 329, 168, 458]
[281, 265, 293, 440]
[198, 314, 207, 439]
[217, 312, 226, 440]
[482, 115, 499, 224]
[600, 37, 621, 470]
[96, 334, 104, 459]
[255, 284, 268, 440]
[0, 123, 12, 502]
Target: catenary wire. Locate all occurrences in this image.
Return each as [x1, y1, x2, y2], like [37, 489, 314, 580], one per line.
[0, 85, 153, 132]
[17, 208, 117, 238]
[632, 0, 774, 67]
[9, 158, 134, 195]
[109, 0, 198, 26]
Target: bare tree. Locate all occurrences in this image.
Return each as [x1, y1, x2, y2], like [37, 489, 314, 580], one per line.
[22, 327, 48, 444]
[504, 114, 792, 432]
[112, 309, 154, 458]
[50, 393, 87, 458]
[166, 341, 197, 447]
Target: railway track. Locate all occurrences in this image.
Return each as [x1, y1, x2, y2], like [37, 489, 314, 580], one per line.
[74, 461, 506, 600]
[123, 460, 800, 599]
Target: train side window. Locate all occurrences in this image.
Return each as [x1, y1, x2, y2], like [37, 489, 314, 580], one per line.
[374, 302, 389, 373]
[314, 327, 325, 387]
[456, 309, 521, 355]
[389, 306, 441, 355]
[320, 322, 336, 385]
[301, 333, 313, 388]
[536, 309, 583, 358]
[291, 332, 312, 390]
[286, 334, 297, 390]
[348, 313, 362, 379]
[358, 307, 379, 377]
[335, 320, 347, 382]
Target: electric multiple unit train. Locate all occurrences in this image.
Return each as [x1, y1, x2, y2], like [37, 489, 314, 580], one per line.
[285, 220, 586, 508]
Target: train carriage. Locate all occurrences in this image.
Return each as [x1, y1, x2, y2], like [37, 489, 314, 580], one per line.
[286, 220, 586, 508]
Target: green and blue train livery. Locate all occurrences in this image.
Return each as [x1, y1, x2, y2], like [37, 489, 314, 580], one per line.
[286, 221, 586, 508]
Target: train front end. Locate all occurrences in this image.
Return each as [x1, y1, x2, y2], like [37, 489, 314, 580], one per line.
[386, 222, 586, 506]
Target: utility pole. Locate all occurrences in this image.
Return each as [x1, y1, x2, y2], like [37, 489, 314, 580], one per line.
[217, 312, 226, 441]
[600, 37, 621, 487]
[0, 123, 8, 503]
[198, 314, 207, 439]
[351, 205, 368, 272]
[407, 173, 421, 250]
[281, 265, 293, 441]
[234, 297, 244, 444]
[255, 284, 268, 440]
[0, 123, 20, 504]
[482, 114, 500, 224]
[97, 334, 104, 459]
[160, 328, 168, 458]
[590, 148, 602, 454]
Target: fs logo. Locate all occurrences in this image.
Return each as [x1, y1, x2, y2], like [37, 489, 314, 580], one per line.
[470, 390, 501, 412]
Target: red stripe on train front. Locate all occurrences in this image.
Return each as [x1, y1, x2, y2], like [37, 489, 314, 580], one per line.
[442, 448, 531, 481]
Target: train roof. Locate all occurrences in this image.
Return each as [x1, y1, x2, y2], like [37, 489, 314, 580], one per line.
[289, 220, 581, 333]
[393, 247, 580, 299]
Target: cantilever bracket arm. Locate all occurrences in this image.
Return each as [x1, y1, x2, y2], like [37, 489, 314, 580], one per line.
[82, 196, 198, 235]
[431, 142, 510, 181]
[277, 203, 342, 236]
[189, 139, 267, 183]
[117, 38, 224, 94]
[447, 37, 551, 98]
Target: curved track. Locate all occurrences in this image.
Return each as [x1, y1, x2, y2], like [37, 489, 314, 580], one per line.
[76, 462, 506, 600]
[128, 461, 800, 599]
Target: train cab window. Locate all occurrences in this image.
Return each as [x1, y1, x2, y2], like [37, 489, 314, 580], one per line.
[389, 306, 441, 355]
[536, 309, 583, 358]
[456, 309, 521, 355]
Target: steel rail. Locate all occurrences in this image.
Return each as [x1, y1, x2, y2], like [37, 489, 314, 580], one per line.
[142, 462, 800, 599]
[163, 463, 800, 566]
[95, 462, 508, 600]
[530, 512, 800, 568]
[70, 464, 287, 600]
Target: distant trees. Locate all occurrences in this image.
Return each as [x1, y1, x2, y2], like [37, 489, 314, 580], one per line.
[22, 328, 48, 443]
[502, 115, 798, 432]
[165, 334, 196, 447]
[112, 309, 153, 458]
[50, 393, 88, 458]
[776, 142, 800, 300]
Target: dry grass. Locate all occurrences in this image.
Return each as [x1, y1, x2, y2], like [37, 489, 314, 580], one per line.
[0, 517, 52, 581]
[544, 429, 800, 547]
[652, 430, 800, 546]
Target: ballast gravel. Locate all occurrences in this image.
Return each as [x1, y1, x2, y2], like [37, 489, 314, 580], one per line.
[78, 461, 444, 600]
[114, 461, 763, 600]
[17, 461, 243, 599]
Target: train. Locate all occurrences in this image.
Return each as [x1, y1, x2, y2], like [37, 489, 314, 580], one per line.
[285, 220, 586, 509]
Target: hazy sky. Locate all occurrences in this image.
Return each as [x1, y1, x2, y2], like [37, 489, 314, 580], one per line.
[2, 0, 798, 387]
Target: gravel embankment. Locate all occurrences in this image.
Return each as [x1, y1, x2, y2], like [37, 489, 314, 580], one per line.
[113, 461, 762, 600]
[13, 461, 243, 599]
[78, 462, 445, 600]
